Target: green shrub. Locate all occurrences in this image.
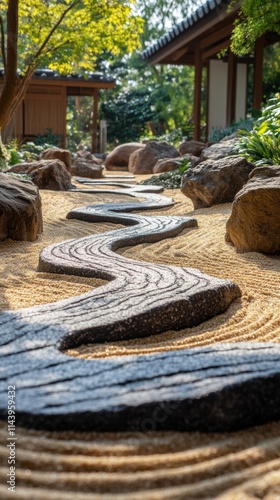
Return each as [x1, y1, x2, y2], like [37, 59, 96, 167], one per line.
[237, 94, 280, 166]
[0, 138, 10, 171]
[140, 158, 190, 189]
[208, 117, 255, 142]
[21, 141, 56, 159]
[32, 129, 62, 148]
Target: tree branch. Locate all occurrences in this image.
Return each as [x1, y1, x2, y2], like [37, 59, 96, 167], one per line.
[31, 0, 80, 64]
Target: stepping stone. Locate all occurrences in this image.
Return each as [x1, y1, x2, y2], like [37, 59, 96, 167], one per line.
[2, 186, 276, 433]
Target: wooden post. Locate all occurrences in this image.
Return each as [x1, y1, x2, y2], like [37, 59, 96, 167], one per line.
[194, 44, 202, 141]
[226, 49, 237, 126]
[92, 89, 99, 153]
[62, 87, 67, 148]
[253, 37, 264, 111]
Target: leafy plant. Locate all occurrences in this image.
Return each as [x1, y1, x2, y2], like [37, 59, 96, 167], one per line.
[237, 94, 280, 166]
[0, 138, 25, 169]
[208, 117, 255, 142]
[140, 156, 190, 189]
[0, 137, 10, 171]
[142, 127, 193, 148]
[140, 169, 183, 189]
[32, 129, 62, 148]
[230, 0, 280, 55]
[176, 158, 190, 175]
[21, 141, 57, 159]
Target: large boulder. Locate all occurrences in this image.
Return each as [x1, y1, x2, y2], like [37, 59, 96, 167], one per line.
[226, 165, 280, 254]
[41, 147, 72, 172]
[129, 141, 180, 174]
[74, 150, 103, 165]
[9, 160, 72, 191]
[178, 140, 206, 157]
[104, 143, 145, 170]
[71, 160, 103, 179]
[181, 156, 255, 209]
[71, 151, 104, 178]
[0, 173, 43, 241]
[200, 138, 238, 161]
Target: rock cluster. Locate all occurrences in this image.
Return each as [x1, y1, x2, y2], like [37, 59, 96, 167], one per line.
[104, 143, 145, 170]
[128, 141, 179, 174]
[9, 160, 72, 191]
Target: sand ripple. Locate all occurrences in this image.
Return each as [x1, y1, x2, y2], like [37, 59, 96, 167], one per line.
[0, 184, 279, 499]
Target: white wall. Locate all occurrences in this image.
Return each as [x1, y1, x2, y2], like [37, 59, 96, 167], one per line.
[208, 59, 227, 133]
[235, 63, 247, 121]
[208, 59, 247, 134]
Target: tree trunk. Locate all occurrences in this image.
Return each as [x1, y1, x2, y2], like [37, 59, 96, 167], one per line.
[0, 0, 19, 130]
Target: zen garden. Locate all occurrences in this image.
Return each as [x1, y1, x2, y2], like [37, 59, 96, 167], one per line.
[0, 0, 280, 498]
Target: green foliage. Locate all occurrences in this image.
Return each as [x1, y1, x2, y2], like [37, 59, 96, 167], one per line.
[0, 138, 26, 169]
[0, 0, 143, 75]
[208, 117, 256, 142]
[100, 87, 157, 146]
[142, 128, 185, 147]
[32, 129, 62, 147]
[0, 137, 10, 171]
[20, 141, 57, 158]
[263, 43, 280, 101]
[176, 158, 190, 175]
[140, 168, 183, 189]
[63, 1, 203, 148]
[138, 0, 202, 46]
[139, 159, 189, 189]
[0, 135, 62, 168]
[66, 96, 92, 151]
[99, 56, 195, 147]
[237, 94, 280, 166]
[230, 0, 280, 55]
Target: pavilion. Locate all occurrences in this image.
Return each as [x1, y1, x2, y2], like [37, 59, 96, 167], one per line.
[142, 0, 280, 140]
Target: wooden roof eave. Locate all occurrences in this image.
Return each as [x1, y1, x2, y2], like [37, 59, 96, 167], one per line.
[144, 2, 239, 65]
[31, 77, 115, 90]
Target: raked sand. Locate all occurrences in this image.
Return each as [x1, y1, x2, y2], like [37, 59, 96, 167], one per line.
[0, 174, 279, 499]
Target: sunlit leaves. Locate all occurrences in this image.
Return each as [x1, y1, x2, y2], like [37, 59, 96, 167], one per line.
[1, 0, 143, 74]
[237, 94, 280, 166]
[230, 0, 280, 55]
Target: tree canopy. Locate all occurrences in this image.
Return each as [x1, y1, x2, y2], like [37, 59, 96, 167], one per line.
[0, 0, 142, 129]
[99, 0, 200, 147]
[231, 0, 280, 54]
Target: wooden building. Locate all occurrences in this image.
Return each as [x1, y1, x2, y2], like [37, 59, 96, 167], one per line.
[142, 0, 280, 140]
[1, 69, 114, 152]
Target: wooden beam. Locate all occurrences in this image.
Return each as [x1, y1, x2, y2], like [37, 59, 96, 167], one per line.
[253, 37, 264, 110]
[199, 23, 234, 50]
[202, 39, 230, 60]
[226, 49, 237, 126]
[168, 54, 196, 65]
[172, 47, 189, 62]
[92, 88, 99, 153]
[194, 44, 202, 141]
